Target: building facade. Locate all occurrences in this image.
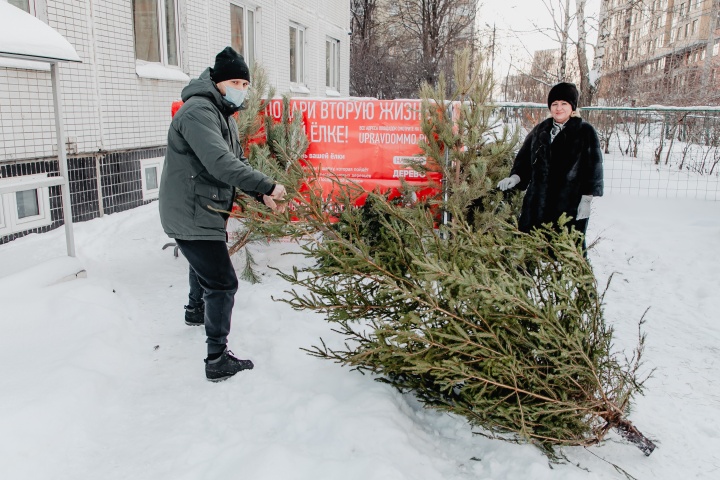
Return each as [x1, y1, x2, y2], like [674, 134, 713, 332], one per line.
[597, 0, 720, 105]
[0, 0, 350, 244]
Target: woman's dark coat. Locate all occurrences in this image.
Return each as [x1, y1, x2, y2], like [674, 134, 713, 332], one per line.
[510, 116, 603, 232]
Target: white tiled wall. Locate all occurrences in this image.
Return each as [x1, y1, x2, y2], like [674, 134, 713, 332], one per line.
[0, 0, 350, 163]
[93, 0, 184, 151]
[257, 0, 351, 96]
[185, 1, 214, 76]
[0, 68, 56, 160]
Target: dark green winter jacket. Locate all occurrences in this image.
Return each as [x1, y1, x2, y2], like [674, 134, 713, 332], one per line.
[159, 68, 275, 241]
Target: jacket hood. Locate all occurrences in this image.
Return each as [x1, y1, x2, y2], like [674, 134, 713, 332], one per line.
[181, 68, 239, 116]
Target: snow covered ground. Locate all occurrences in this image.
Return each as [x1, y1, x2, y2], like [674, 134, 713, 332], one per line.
[1, 195, 719, 480]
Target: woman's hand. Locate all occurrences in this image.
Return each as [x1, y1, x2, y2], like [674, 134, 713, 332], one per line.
[497, 174, 520, 191]
[577, 195, 593, 220]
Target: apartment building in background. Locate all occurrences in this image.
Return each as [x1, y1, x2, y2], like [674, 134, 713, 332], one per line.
[0, 0, 350, 244]
[597, 0, 720, 105]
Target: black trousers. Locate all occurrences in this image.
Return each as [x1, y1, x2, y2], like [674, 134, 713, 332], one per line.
[175, 239, 238, 355]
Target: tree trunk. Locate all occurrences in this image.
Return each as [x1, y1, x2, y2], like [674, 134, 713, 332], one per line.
[611, 416, 657, 456]
[703, 0, 718, 89]
[559, 0, 571, 80]
[575, 0, 593, 105]
[592, 0, 609, 98]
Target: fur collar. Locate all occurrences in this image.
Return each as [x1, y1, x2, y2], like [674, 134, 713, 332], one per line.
[538, 116, 582, 133]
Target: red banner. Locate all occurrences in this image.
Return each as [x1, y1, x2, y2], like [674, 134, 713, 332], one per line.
[266, 99, 441, 198]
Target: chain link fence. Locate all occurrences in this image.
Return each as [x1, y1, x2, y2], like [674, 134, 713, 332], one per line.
[496, 104, 720, 201]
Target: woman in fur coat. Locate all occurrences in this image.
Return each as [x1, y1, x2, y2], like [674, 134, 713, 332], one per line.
[497, 82, 604, 253]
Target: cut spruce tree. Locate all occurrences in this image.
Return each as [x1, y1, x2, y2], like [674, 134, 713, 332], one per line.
[227, 63, 310, 283]
[232, 52, 656, 457]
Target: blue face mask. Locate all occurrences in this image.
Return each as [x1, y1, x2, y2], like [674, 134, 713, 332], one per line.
[223, 85, 247, 107]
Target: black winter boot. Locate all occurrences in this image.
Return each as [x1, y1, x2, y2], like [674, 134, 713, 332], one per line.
[205, 350, 254, 382]
[184, 304, 205, 326]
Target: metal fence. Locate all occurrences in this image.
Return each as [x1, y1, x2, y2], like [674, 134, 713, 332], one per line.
[496, 104, 720, 201]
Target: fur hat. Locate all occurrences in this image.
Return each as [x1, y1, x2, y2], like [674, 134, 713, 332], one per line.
[547, 82, 579, 111]
[210, 47, 250, 84]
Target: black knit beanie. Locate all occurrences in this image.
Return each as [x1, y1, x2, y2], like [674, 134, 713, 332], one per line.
[210, 47, 250, 83]
[547, 82, 579, 111]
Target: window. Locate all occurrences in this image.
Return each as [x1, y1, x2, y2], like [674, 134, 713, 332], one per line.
[325, 37, 340, 92]
[231, 3, 256, 70]
[16, 190, 40, 218]
[140, 157, 163, 200]
[0, 176, 53, 237]
[146, 167, 158, 190]
[132, 0, 179, 67]
[289, 24, 306, 85]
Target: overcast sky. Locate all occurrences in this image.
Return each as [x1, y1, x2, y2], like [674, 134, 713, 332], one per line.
[477, 0, 601, 79]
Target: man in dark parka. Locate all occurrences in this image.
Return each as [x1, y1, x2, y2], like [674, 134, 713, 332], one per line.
[159, 47, 286, 381]
[498, 82, 603, 253]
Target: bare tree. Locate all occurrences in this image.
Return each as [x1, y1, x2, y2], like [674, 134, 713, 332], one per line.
[703, 0, 720, 89]
[392, 0, 477, 88]
[351, 0, 377, 42]
[560, 0, 572, 79]
[350, 0, 379, 96]
[575, 0, 594, 104]
[527, 0, 598, 104]
[504, 50, 563, 102]
[503, 48, 583, 103]
[591, 0, 609, 97]
[535, 0, 574, 80]
[350, 0, 479, 98]
[351, 0, 416, 98]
